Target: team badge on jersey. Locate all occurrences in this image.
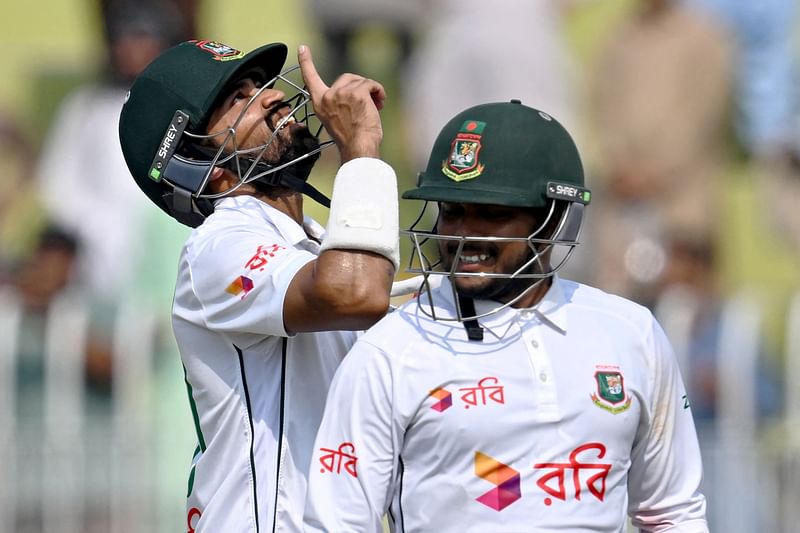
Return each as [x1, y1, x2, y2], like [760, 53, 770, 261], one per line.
[591, 368, 632, 414]
[192, 40, 246, 61]
[442, 120, 486, 181]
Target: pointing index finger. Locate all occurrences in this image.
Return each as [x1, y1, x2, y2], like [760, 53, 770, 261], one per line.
[297, 44, 328, 100]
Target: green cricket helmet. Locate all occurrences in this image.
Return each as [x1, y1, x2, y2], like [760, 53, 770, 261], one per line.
[401, 100, 591, 329]
[119, 40, 333, 228]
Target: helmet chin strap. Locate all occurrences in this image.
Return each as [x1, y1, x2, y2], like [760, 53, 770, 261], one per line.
[203, 143, 331, 207]
[457, 293, 484, 341]
[265, 165, 331, 208]
[160, 143, 332, 227]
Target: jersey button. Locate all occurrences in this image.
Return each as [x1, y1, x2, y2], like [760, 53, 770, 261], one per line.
[530, 340, 539, 348]
[539, 372, 548, 382]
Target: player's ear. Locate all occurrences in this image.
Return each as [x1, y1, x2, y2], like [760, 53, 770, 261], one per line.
[209, 166, 226, 182]
[205, 166, 236, 194]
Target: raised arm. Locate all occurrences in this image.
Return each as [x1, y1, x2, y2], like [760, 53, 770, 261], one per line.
[283, 45, 398, 333]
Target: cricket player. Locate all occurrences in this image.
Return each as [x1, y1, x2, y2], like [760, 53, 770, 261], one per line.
[304, 101, 708, 532]
[118, 40, 398, 532]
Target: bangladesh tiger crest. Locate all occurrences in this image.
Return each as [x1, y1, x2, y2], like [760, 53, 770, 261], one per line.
[192, 40, 245, 61]
[591, 368, 631, 414]
[442, 120, 486, 181]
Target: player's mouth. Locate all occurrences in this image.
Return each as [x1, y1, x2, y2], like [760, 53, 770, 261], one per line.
[277, 116, 296, 129]
[459, 252, 490, 264]
[448, 245, 496, 272]
[267, 103, 299, 132]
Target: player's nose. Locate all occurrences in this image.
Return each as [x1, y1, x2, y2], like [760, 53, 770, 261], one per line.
[451, 215, 487, 238]
[257, 87, 286, 110]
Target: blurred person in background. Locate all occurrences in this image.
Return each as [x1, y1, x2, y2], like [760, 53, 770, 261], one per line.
[686, 0, 797, 160]
[6, 223, 118, 533]
[303, 0, 425, 80]
[34, 0, 191, 307]
[11, 225, 85, 423]
[651, 228, 783, 532]
[685, 0, 800, 253]
[96, 0, 200, 46]
[655, 237, 783, 424]
[584, 0, 732, 308]
[402, 0, 581, 175]
[25, 3, 194, 530]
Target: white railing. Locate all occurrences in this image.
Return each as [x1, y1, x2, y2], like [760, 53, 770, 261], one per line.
[44, 292, 89, 533]
[781, 292, 800, 532]
[0, 288, 23, 531]
[656, 287, 799, 533]
[0, 287, 190, 533]
[714, 291, 764, 532]
[0, 285, 798, 532]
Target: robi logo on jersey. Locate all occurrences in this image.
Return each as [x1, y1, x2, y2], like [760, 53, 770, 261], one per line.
[428, 376, 506, 413]
[187, 507, 202, 533]
[245, 244, 286, 271]
[473, 442, 612, 511]
[474, 452, 521, 511]
[533, 442, 612, 506]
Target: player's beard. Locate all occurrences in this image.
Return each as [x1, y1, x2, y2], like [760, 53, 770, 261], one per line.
[275, 124, 320, 182]
[440, 242, 551, 304]
[233, 122, 321, 189]
[262, 101, 321, 181]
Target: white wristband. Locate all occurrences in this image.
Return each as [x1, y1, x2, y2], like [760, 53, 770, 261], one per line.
[320, 158, 400, 269]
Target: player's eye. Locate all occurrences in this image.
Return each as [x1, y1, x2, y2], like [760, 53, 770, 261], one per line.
[481, 208, 514, 221]
[438, 203, 463, 222]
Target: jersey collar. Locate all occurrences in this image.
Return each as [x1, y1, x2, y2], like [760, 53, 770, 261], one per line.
[528, 274, 568, 333]
[215, 195, 321, 248]
[430, 275, 569, 339]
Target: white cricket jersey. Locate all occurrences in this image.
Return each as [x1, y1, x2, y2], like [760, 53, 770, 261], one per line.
[305, 276, 708, 533]
[172, 196, 358, 533]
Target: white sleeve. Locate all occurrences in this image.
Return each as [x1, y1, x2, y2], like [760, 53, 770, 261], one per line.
[304, 338, 399, 533]
[174, 227, 315, 339]
[628, 317, 709, 532]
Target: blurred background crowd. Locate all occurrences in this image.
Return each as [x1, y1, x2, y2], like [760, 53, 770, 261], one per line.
[0, 0, 798, 531]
